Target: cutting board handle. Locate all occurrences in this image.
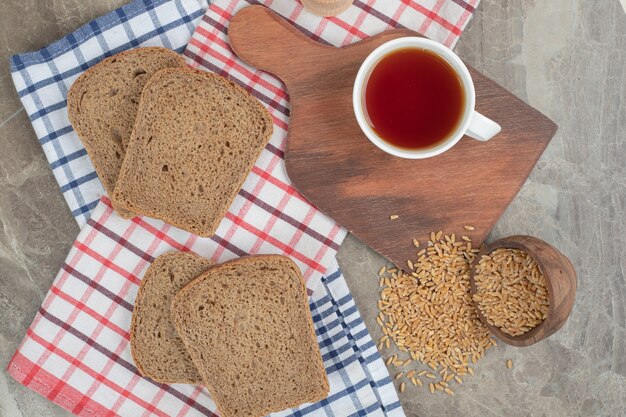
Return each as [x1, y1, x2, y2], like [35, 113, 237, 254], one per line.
[229, 5, 335, 85]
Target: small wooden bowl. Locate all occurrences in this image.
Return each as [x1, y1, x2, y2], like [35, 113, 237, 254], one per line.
[469, 235, 577, 347]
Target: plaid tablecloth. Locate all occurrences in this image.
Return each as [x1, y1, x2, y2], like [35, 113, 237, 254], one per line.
[8, 197, 403, 417]
[8, 0, 480, 415]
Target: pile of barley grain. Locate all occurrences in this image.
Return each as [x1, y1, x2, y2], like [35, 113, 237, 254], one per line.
[472, 248, 549, 336]
[376, 229, 495, 395]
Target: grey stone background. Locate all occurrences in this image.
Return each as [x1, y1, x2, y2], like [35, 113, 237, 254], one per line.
[1, 0, 625, 416]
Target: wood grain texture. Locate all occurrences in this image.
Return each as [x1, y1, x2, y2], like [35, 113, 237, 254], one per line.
[229, 5, 558, 269]
[470, 235, 577, 347]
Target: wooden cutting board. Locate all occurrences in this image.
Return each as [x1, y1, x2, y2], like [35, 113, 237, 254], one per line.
[229, 6, 557, 269]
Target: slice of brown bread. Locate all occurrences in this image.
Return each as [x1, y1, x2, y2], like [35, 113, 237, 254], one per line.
[130, 251, 213, 384]
[67, 47, 187, 218]
[111, 67, 273, 236]
[171, 255, 329, 417]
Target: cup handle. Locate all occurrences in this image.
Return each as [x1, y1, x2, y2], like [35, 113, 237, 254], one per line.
[465, 111, 501, 141]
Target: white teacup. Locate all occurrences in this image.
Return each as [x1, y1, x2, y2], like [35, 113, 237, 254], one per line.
[353, 37, 501, 159]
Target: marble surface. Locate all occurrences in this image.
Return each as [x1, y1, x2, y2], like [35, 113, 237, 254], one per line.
[0, 0, 624, 416]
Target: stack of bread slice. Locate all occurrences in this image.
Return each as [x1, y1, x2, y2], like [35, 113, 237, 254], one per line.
[131, 252, 329, 417]
[67, 47, 273, 236]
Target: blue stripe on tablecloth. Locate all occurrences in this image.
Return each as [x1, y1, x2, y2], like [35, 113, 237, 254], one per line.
[11, 0, 170, 69]
[15, 63, 91, 218]
[59, 171, 99, 193]
[71, 200, 100, 218]
[305, 269, 404, 417]
[49, 149, 88, 170]
[13, 42, 189, 99]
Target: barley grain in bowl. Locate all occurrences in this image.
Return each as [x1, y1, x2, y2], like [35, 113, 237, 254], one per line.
[472, 248, 549, 337]
[469, 235, 577, 347]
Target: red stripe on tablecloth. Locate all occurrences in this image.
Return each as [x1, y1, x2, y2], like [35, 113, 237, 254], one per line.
[224, 211, 325, 273]
[249, 183, 293, 255]
[25, 328, 171, 417]
[90, 203, 172, 286]
[417, 0, 447, 35]
[49, 285, 129, 338]
[139, 382, 168, 417]
[390, 1, 409, 28]
[400, 0, 461, 36]
[72, 241, 142, 286]
[8, 351, 112, 417]
[26, 308, 216, 416]
[247, 70, 289, 135]
[174, 386, 206, 417]
[210, 233, 249, 258]
[109, 373, 143, 416]
[250, 166, 305, 201]
[60, 215, 167, 415]
[311, 14, 330, 41]
[327, 14, 370, 42]
[129, 218, 192, 252]
[281, 204, 319, 277]
[289, 206, 318, 250]
[71, 337, 130, 416]
[443, 6, 473, 47]
[287, 0, 303, 22]
[338, 0, 376, 46]
[305, 221, 343, 280]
